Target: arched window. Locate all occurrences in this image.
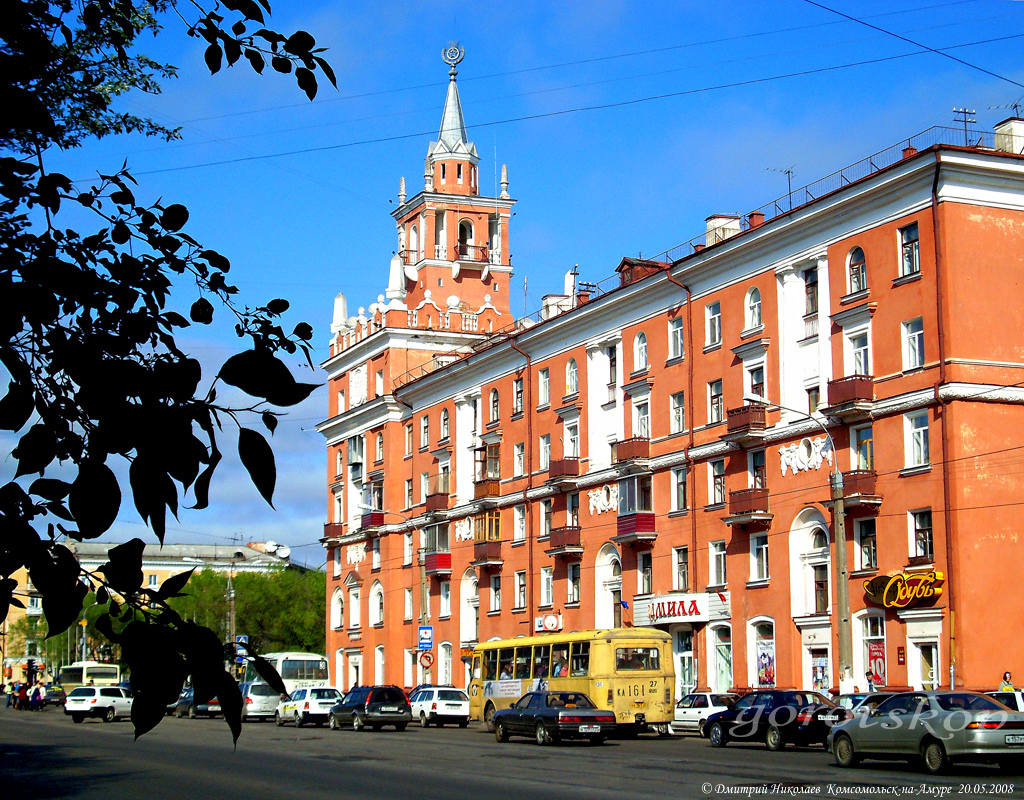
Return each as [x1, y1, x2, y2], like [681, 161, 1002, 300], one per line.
[489, 389, 499, 422]
[849, 247, 867, 294]
[811, 529, 829, 550]
[459, 219, 474, 258]
[330, 588, 344, 630]
[369, 581, 384, 626]
[566, 359, 578, 395]
[746, 287, 762, 329]
[440, 642, 453, 685]
[751, 620, 776, 688]
[440, 408, 450, 440]
[409, 224, 418, 260]
[634, 332, 648, 371]
[594, 544, 622, 630]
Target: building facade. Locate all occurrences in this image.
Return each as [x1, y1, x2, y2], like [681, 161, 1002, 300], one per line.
[319, 54, 1024, 698]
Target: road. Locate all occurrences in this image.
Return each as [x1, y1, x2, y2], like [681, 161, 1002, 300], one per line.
[1, 707, 1022, 800]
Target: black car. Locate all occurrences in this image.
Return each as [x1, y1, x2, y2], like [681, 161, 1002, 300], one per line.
[492, 691, 616, 746]
[173, 687, 222, 719]
[44, 685, 67, 706]
[706, 690, 837, 751]
[327, 685, 411, 731]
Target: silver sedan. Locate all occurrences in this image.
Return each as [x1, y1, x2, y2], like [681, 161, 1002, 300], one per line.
[827, 691, 1024, 774]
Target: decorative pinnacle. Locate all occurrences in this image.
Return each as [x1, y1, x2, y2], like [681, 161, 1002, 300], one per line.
[442, 41, 465, 80]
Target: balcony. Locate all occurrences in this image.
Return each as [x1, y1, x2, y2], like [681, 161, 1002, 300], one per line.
[456, 243, 493, 264]
[547, 457, 580, 483]
[824, 375, 874, 421]
[840, 469, 882, 508]
[721, 404, 768, 446]
[545, 526, 584, 559]
[323, 522, 346, 540]
[613, 512, 657, 545]
[360, 510, 385, 530]
[474, 478, 501, 500]
[423, 550, 452, 577]
[724, 488, 773, 527]
[616, 437, 650, 464]
[471, 540, 504, 569]
[425, 473, 450, 514]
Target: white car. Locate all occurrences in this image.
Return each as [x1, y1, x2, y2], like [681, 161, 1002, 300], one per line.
[275, 686, 343, 727]
[64, 686, 133, 723]
[409, 687, 470, 727]
[987, 690, 1024, 712]
[670, 692, 738, 736]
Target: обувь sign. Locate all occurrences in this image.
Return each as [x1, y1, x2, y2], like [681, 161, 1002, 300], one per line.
[863, 571, 944, 609]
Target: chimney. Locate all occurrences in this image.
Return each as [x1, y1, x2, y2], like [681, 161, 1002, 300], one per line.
[693, 243, 706, 252]
[994, 118, 1024, 155]
[575, 290, 590, 306]
[747, 210, 765, 229]
[902, 145, 918, 159]
[705, 214, 741, 247]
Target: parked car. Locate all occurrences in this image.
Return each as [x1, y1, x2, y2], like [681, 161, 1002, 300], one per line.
[173, 687, 221, 718]
[987, 690, 1024, 712]
[829, 691, 1024, 774]
[328, 685, 411, 731]
[276, 686, 343, 727]
[241, 682, 286, 722]
[671, 692, 738, 737]
[492, 691, 616, 746]
[826, 692, 895, 724]
[64, 686, 133, 723]
[706, 689, 837, 750]
[409, 687, 470, 728]
[44, 685, 67, 707]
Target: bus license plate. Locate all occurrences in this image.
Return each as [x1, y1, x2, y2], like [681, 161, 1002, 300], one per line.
[579, 725, 601, 733]
[631, 701, 646, 709]
[1007, 734, 1024, 745]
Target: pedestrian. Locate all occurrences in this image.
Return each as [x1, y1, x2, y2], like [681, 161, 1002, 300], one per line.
[1000, 671, 1014, 690]
[17, 682, 28, 711]
[864, 671, 875, 691]
[2, 681, 9, 708]
[32, 682, 44, 711]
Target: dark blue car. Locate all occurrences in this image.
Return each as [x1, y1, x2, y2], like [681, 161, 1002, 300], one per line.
[705, 689, 837, 751]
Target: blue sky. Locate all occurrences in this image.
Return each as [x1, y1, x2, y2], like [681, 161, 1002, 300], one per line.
[9, 0, 1024, 567]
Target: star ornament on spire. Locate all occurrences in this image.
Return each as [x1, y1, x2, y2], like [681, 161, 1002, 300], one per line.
[442, 41, 465, 78]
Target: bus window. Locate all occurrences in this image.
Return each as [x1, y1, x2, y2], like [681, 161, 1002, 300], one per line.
[616, 647, 661, 671]
[60, 667, 84, 686]
[570, 642, 590, 677]
[498, 649, 514, 680]
[513, 647, 531, 680]
[484, 651, 498, 681]
[551, 644, 570, 677]
[532, 645, 551, 679]
[473, 656, 482, 680]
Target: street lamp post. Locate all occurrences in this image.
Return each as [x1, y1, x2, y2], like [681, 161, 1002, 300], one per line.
[744, 393, 853, 693]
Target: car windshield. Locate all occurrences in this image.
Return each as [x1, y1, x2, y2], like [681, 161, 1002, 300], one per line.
[68, 688, 95, 698]
[839, 694, 867, 709]
[545, 693, 594, 708]
[438, 690, 467, 702]
[936, 694, 1009, 712]
[310, 689, 341, 700]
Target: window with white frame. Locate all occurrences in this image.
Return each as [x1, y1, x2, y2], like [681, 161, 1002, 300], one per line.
[148, 574, 157, 588]
[902, 318, 924, 370]
[513, 505, 526, 542]
[751, 534, 769, 582]
[439, 580, 451, 617]
[540, 567, 554, 607]
[440, 408, 450, 440]
[862, 614, 886, 684]
[911, 509, 933, 561]
[405, 424, 413, 455]
[749, 449, 766, 489]
[849, 329, 870, 376]
[489, 389, 500, 422]
[807, 386, 820, 414]
[673, 547, 689, 591]
[566, 359, 578, 395]
[567, 562, 580, 604]
[747, 364, 765, 401]
[637, 551, 653, 595]
[618, 474, 653, 514]
[672, 467, 688, 511]
[709, 380, 724, 424]
[420, 472, 429, 502]
[348, 586, 360, 628]
[538, 368, 550, 406]
[540, 498, 553, 538]
[746, 287, 762, 330]
[371, 538, 381, 570]
[900, 222, 920, 276]
[333, 493, 343, 524]
[804, 268, 818, 316]
[404, 588, 413, 620]
[568, 492, 580, 526]
[513, 442, 525, 477]
[607, 345, 617, 386]
[706, 301, 722, 346]
[375, 433, 384, 462]
[513, 378, 524, 414]
[403, 532, 413, 565]
[855, 518, 877, 571]
[670, 392, 685, 434]
[710, 540, 727, 586]
[853, 424, 874, 470]
[634, 332, 648, 371]
[849, 247, 867, 294]
[404, 479, 413, 509]
[337, 389, 346, 414]
[565, 421, 579, 457]
[420, 415, 429, 448]
[635, 400, 650, 439]
[709, 459, 726, 505]
[375, 370, 384, 397]
[514, 571, 527, 609]
[539, 434, 551, 470]
[813, 564, 829, 613]
[331, 587, 344, 628]
[490, 574, 502, 611]
[333, 546, 341, 577]
[669, 317, 684, 359]
[905, 411, 930, 467]
[369, 582, 384, 626]
[335, 449, 343, 476]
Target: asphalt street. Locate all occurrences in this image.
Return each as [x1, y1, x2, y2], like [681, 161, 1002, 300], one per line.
[1, 706, 1022, 800]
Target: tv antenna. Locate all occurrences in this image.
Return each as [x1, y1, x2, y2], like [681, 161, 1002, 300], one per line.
[768, 166, 795, 210]
[989, 96, 1024, 118]
[953, 108, 977, 146]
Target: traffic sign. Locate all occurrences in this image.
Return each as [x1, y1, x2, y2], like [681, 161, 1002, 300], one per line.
[235, 635, 248, 664]
[418, 625, 433, 651]
[419, 651, 434, 669]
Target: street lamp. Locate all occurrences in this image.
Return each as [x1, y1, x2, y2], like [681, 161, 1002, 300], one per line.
[744, 392, 853, 693]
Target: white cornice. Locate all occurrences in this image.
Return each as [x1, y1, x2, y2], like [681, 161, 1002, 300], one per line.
[317, 396, 406, 443]
[320, 327, 484, 379]
[392, 192, 515, 220]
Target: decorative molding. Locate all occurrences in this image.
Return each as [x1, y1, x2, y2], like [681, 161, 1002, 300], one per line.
[454, 518, 473, 542]
[588, 484, 618, 515]
[346, 543, 367, 564]
[780, 436, 834, 476]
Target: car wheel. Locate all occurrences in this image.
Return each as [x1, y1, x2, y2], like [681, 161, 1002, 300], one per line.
[395, 723, 407, 732]
[419, 712, 430, 728]
[655, 724, 671, 737]
[494, 720, 509, 743]
[833, 734, 859, 768]
[708, 722, 728, 748]
[484, 703, 496, 733]
[329, 713, 339, 731]
[765, 725, 785, 751]
[188, 705, 197, 719]
[352, 713, 365, 732]
[921, 740, 948, 775]
[458, 720, 469, 729]
[697, 720, 707, 738]
[535, 721, 552, 746]
[275, 712, 284, 727]
[294, 712, 303, 728]
[72, 714, 84, 724]
[103, 707, 115, 723]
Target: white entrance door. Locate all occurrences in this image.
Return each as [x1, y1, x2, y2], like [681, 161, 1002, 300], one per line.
[919, 642, 939, 690]
[348, 653, 362, 689]
[673, 627, 695, 701]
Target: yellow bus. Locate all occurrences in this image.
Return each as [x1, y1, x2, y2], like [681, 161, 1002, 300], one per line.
[469, 628, 675, 734]
[57, 661, 121, 692]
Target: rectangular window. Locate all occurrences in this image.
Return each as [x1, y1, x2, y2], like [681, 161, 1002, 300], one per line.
[403, 532, 413, 565]
[420, 472, 429, 502]
[856, 518, 877, 571]
[440, 163, 446, 184]
[709, 379, 724, 424]
[349, 587, 360, 629]
[669, 317, 684, 359]
[672, 467, 688, 511]
[711, 540, 727, 586]
[514, 571, 527, 610]
[147, 574, 157, 588]
[540, 567, 553, 607]
[748, 365, 765, 402]
[538, 368, 550, 406]
[440, 580, 451, 617]
[813, 565, 829, 613]
[906, 411, 930, 467]
[476, 443, 501, 480]
[474, 509, 501, 542]
[333, 546, 341, 578]
[338, 390, 346, 413]
[670, 392, 685, 434]
[850, 331, 870, 376]
[751, 534, 769, 581]
[912, 510, 933, 561]
[405, 479, 414, 509]
[903, 318, 924, 370]
[490, 575, 501, 612]
[607, 346, 618, 387]
[567, 492, 580, 526]
[674, 547, 689, 592]
[456, 163, 463, 184]
[371, 538, 381, 570]
[567, 563, 580, 604]
[901, 222, 920, 276]
[750, 449, 766, 489]
[540, 499, 553, 538]
[513, 378, 524, 414]
[635, 401, 650, 439]
[853, 425, 874, 471]
[420, 415, 429, 448]
[375, 370, 384, 397]
[425, 523, 449, 553]
[618, 474, 653, 514]
[637, 551, 653, 595]
[513, 505, 526, 542]
[807, 386, 820, 414]
[539, 434, 551, 470]
[405, 424, 413, 455]
[565, 422, 579, 458]
[804, 268, 818, 315]
[706, 302, 722, 346]
[710, 459, 726, 505]
[513, 442, 525, 477]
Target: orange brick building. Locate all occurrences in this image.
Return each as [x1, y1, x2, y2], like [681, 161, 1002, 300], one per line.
[318, 51, 1024, 699]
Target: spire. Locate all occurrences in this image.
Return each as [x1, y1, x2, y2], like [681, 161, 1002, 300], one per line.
[428, 43, 478, 165]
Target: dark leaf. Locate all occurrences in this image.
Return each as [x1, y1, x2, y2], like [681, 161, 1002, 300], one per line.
[13, 424, 57, 477]
[0, 381, 34, 432]
[314, 56, 337, 89]
[238, 428, 275, 508]
[129, 456, 176, 542]
[284, 30, 315, 55]
[112, 220, 131, 244]
[244, 49, 265, 74]
[42, 579, 88, 638]
[190, 445, 221, 511]
[266, 298, 289, 314]
[244, 651, 287, 696]
[218, 349, 319, 407]
[96, 585, 109, 605]
[156, 567, 194, 600]
[271, 56, 292, 74]
[199, 249, 231, 272]
[131, 691, 168, 739]
[261, 411, 277, 435]
[69, 462, 121, 538]
[224, 38, 242, 67]
[292, 322, 313, 341]
[205, 43, 223, 74]
[231, 20, 246, 36]
[99, 537, 145, 594]
[236, 0, 265, 23]
[216, 670, 244, 746]
[29, 478, 71, 501]
[295, 67, 317, 101]
[190, 297, 214, 324]
[0, 578, 16, 624]
[164, 311, 190, 328]
[161, 203, 189, 232]
[94, 610, 116, 640]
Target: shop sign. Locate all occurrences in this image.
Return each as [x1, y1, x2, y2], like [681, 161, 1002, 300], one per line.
[863, 571, 944, 609]
[867, 641, 886, 685]
[897, 646, 906, 666]
[646, 593, 711, 624]
[533, 613, 563, 633]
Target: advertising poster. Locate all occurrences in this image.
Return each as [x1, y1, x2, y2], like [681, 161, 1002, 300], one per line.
[867, 641, 886, 686]
[811, 652, 829, 692]
[756, 639, 776, 687]
[482, 680, 522, 699]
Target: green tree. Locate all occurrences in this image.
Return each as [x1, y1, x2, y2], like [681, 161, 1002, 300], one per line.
[0, 0, 335, 742]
